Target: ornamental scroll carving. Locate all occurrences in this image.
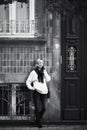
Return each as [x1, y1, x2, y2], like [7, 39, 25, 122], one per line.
[67, 46, 76, 72]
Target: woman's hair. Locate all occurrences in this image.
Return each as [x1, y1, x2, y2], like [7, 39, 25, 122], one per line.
[36, 59, 44, 66]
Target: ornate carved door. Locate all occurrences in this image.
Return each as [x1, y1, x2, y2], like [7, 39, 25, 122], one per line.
[61, 12, 82, 120]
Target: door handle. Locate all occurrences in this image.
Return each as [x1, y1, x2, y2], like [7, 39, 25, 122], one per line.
[60, 55, 62, 64]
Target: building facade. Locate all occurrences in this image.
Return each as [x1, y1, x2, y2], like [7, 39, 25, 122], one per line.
[0, 0, 87, 124]
[0, 0, 61, 123]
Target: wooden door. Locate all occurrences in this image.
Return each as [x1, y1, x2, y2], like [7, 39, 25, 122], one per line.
[61, 12, 82, 120]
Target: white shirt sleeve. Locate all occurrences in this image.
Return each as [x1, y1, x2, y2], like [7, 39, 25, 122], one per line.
[44, 70, 51, 82]
[26, 71, 36, 90]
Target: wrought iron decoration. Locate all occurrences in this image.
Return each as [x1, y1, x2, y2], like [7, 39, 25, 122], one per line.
[67, 46, 76, 72]
[0, 0, 27, 5]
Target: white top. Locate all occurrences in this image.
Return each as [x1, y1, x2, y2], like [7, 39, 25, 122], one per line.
[26, 70, 51, 94]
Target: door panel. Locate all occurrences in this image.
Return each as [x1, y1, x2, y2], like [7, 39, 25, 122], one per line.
[62, 78, 81, 120]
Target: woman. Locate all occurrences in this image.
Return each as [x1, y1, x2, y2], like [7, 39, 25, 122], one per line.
[26, 59, 51, 128]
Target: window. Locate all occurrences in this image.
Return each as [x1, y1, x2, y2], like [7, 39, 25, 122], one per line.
[0, 84, 35, 121]
[0, 0, 35, 35]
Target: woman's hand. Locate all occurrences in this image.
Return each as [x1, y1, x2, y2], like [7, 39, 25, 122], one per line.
[32, 87, 35, 91]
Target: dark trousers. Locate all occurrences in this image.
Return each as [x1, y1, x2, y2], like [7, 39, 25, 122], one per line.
[33, 90, 47, 123]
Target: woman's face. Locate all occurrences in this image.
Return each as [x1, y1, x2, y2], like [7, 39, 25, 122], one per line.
[38, 60, 44, 69]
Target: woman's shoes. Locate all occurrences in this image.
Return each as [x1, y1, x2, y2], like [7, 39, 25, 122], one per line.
[35, 118, 42, 128]
[38, 122, 42, 128]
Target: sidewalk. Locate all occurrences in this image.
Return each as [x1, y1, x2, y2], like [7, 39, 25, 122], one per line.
[0, 125, 87, 130]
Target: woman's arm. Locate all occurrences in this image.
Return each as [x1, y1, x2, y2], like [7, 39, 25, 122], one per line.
[26, 71, 35, 90]
[44, 70, 51, 82]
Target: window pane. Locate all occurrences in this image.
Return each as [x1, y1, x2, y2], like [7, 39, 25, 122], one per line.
[0, 85, 11, 116]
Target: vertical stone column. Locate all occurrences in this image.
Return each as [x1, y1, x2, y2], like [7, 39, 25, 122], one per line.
[52, 14, 61, 81]
[29, 0, 35, 35]
[45, 13, 61, 121]
[9, 1, 16, 34]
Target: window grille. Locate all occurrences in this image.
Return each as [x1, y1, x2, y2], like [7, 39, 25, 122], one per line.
[0, 84, 35, 121]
